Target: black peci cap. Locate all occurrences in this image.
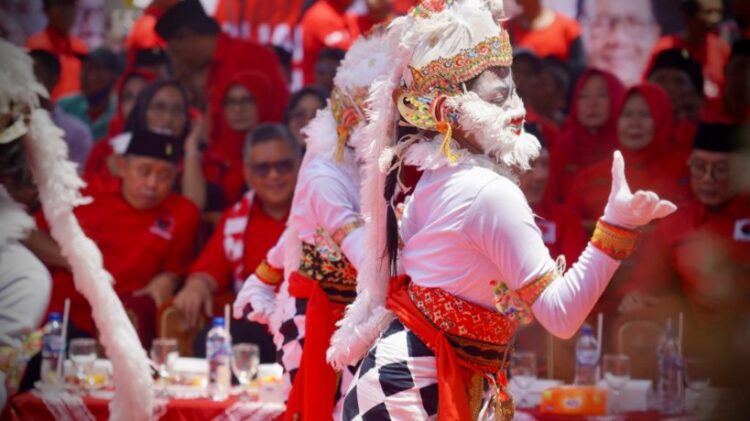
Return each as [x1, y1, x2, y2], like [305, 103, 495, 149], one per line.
[124, 130, 182, 163]
[692, 122, 740, 153]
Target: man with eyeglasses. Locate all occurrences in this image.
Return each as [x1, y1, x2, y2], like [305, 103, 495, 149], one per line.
[619, 122, 749, 385]
[174, 124, 300, 361]
[27, 129, 200, 348]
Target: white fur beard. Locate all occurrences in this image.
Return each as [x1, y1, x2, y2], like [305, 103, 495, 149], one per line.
[447, 91, 540, 171]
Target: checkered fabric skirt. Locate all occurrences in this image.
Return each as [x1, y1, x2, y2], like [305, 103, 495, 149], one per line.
[273, 296, 358, 419]
[273, 297, 307, 393]
[341, 319, 440, 420]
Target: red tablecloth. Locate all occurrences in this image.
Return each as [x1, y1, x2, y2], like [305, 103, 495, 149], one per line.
[8, 391, 284, 421]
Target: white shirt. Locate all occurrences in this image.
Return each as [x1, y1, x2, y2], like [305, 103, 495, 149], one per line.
[289, 155, 365, 269]
[400, 163, 619, 338]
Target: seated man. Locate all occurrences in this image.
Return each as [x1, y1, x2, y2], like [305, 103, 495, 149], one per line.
[619, 122, 749, 386]
[27, 129, 200, 347]
[173, 124, 301, 361]
[647, 48, 704, 124]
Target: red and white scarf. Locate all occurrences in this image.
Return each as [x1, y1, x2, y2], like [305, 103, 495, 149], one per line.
[223, 191, 255, 292]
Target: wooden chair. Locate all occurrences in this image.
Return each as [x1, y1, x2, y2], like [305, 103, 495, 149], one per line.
[158, 304, 206, 357]
[611, 294, 686, 381]
[613, 317, 662, 380]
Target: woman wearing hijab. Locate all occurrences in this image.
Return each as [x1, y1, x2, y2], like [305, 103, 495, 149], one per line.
[203, 71, 273, 206]
[547, 68, 625, 203]
[566, 83, 693, 230]
[84, 69, 156, 178]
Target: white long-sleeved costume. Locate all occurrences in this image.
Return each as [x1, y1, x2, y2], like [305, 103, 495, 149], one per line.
[400, 162, 619, 338]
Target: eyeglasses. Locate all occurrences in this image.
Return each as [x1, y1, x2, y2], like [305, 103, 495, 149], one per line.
[147, 101, 186, 118]
[687, 158, 730, 181]
[247, 159, 296, 177]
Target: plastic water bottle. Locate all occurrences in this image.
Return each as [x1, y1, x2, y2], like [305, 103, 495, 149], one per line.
[40, 312, 65, 384]
[574, 325, 600, 385]
[206, 317, 231, 401]
[657, 319, 683, 414]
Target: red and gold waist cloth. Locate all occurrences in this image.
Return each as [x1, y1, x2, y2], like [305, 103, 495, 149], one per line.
[296, 241, 357, 305]
[387, 273, 557, 420]
[407, 281, 515, 375]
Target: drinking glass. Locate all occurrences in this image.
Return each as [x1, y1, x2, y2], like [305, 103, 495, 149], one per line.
[684, 358, 710, 413]
[69, 338, 97, 394]
[603, 354, 631, 414]
[232, 343, 260, 401]
[510, 351, 537, 408]
[151, 338, 178, 397]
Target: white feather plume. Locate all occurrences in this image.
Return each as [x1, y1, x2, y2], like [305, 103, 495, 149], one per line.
[26, 109, 153, 420]
[326, 18, 418, 368]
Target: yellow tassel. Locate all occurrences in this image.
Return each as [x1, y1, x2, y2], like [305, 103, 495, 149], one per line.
[437, 120, 457, 163]
[334, 128, 346, 163]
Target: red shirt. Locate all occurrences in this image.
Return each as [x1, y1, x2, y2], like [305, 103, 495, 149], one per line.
[125, 5, 167, 67]
[208, 33, 290, 123]
[294, 0, 355, 87]
[506, 12, 581, 62]
[645, 33, 730, 118]
[190, 197, 287, 293]
[626, 196, 750, 320]
[37, 177, 200, 333]
[83, 137, 113, 177]
[532, 199, 587, 265]
[26, 26, 88, 101]
[213, 0, 304, 46]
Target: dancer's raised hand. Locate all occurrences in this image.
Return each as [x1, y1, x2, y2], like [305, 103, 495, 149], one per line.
[602, 151, 677, 228]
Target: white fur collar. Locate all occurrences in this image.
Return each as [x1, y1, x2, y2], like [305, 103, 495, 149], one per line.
[386, 134, 518, 182]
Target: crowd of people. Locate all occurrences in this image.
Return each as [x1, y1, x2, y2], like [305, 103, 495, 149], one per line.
[0, 0, 748, 415]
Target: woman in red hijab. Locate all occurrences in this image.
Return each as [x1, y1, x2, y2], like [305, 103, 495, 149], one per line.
[566, 83, 693, 230]
[84, 69, 156, 178]
[204, 70, 273, 206]
[547, 68, 626, 203]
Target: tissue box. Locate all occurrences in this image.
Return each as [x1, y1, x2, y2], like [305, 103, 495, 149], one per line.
[539, 386, 607, 416]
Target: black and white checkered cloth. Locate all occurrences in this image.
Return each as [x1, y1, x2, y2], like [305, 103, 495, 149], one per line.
[274, 297, 307, 394]
[341, 319, 439, 420]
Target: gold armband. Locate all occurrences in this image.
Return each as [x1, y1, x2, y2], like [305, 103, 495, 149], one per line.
[255, 259, 284, 286]
[331, 219, 364, 246]
[591, 219, 639, 260]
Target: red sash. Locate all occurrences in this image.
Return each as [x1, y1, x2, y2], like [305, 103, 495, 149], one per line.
[284, 271, 347, 420]
[387, 275, 515, 420]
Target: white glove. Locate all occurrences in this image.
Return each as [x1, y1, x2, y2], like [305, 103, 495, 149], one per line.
[602, 151, 677, 229]
[232, 275, 277, 325]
